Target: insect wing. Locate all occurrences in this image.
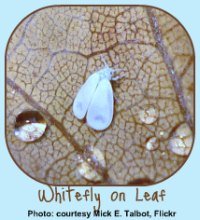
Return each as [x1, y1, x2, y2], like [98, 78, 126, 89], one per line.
[86, 78, 114, 130]
[73, 73, 100, 119]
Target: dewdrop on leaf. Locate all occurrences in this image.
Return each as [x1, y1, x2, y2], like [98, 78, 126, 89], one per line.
[73, 56, 123, 131]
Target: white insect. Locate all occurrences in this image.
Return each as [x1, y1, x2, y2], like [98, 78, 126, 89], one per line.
[73, 56, 123, 131]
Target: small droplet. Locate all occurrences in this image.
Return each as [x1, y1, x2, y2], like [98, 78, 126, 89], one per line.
[77, 146, 106, 182]
[171, 69, 175, 75]
[159, 131, 165, 136]
[139, 105, 158, 124]
[161, 152, 166, 156]
[14, 110, 47, 142]
[146, 137, 159, 151]
[78, 161, 103, 182]
[168, 123, 193, 156]
[87, 158, 91, 162]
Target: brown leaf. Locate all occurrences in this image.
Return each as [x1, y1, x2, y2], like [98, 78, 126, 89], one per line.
[6, 6, 194, 185]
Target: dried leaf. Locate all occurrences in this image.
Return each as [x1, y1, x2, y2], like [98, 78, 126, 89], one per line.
[6, 6, 194, 185]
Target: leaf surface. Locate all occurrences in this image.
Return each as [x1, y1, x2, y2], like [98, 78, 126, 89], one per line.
[6, 6, 194, 185]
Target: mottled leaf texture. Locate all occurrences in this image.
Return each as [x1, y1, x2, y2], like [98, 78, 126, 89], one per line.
[6, 6, 194, 185]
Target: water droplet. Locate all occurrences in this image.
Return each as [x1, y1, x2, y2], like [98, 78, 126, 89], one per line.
[168, 123, 193, 156]
[146, 137, 159, 151]
[87, 158, 91, 162]
[77, 146, 106, 182]
[14, 110, 47, 142]
[139, 105, 158, 124]
[159, 131, 164, 136]
[78, 161, 103, 182]
[171, 69, 175, 75]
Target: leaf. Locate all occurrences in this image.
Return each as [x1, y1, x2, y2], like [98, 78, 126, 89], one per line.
[6, 6, 194, 185]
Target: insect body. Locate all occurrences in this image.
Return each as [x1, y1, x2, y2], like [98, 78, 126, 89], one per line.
[73, 58, 122, 131]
